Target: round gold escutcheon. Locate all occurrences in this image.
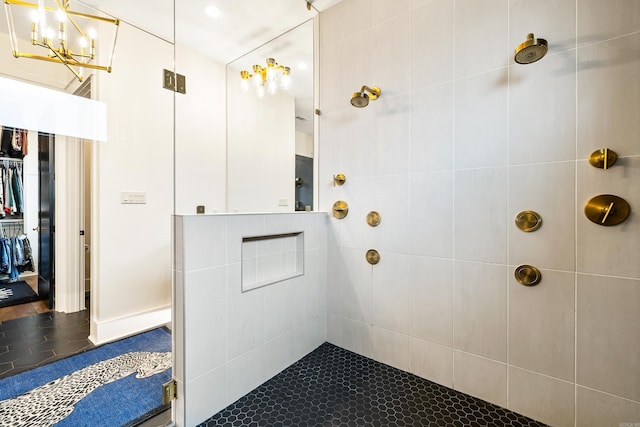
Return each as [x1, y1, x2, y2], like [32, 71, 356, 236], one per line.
[366, 249, 380, 265]
[332, 201, 349, 219]
[514, 265, 542, 287]
[366, 211, 381, 227]
[515, 210, 542, 232]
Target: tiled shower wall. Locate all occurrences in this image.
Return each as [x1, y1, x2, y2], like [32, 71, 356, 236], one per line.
[318, 1, 640, 426]
[173, 213, 327, 426]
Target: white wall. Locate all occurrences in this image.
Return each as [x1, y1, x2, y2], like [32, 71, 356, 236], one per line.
[227, 85, 296, 212]
[295, 130, 314, 158]
[91, 22, 173, 343]
[174, 212, 327, 426]
[319, 1, 640, 426]
[175, 44, 227, 214]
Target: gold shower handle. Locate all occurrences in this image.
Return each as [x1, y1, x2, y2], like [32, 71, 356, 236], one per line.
[589, 148, 618, 169]
[585, 194, 630, 226]
[601, 202, 615, 224]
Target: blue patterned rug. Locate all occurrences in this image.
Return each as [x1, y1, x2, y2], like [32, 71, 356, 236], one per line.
[0, 327, 171, 427]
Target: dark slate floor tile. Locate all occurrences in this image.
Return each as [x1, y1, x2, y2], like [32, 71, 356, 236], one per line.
[12, 350, 56, 368]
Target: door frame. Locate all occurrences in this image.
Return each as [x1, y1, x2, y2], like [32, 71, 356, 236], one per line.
[53, 135, 86, 313]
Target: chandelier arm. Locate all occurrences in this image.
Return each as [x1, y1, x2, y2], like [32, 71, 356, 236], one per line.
[12, 51, 110, 71]
[46, 41, 83, 80]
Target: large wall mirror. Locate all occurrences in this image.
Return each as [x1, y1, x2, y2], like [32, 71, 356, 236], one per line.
[173, 1, 317, 215]
[226, 19, 315, 213]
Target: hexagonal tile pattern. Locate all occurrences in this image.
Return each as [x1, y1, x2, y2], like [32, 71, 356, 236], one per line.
[200, 343, 546, 426]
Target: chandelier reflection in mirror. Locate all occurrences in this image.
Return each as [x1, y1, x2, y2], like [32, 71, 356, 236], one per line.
[240, 57, 291, 98]
[4, 0, 119, 82]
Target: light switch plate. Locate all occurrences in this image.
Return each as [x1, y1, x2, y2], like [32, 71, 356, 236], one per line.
[121, 191, 146, 204]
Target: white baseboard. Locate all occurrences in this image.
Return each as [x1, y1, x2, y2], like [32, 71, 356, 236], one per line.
[89, 306, 171, 345]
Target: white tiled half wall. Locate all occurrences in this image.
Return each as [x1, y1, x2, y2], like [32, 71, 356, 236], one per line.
[173, 213, 327, 427]
[319, 1, 640, 426]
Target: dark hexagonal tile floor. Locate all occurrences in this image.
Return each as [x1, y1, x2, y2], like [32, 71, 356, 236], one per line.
[200, 343, 547, 427]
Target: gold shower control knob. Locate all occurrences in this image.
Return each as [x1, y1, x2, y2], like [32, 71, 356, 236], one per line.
[366, 249, 380, 265]
[333, 174, 346, 186]
[515, 210, 542, 232]
[514, 265, 542, 286]
[589, 148, 618, 170]
[584, 195, 630, 226]
[332, 201, 349, 219]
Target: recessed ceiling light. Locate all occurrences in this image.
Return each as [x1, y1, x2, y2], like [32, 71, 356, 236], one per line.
[205, 5, 221, 18]
[297, 62, 308, 70]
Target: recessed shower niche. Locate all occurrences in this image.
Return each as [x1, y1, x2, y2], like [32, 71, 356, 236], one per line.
[241, 232, 304, 292]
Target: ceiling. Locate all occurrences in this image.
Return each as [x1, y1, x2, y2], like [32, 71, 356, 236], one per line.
[77, 0, 340, 64]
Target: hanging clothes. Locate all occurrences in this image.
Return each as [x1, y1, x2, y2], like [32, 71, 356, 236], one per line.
[0, 127, 26, 159]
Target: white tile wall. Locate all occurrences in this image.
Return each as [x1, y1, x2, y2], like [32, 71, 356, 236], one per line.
[453, 351, 507, 407]
[174, 213, 327, 426]
[454, 70, 508, 169]
[410, 171, 454, 258]
[577, 33, 640, 159]
[509, 269, 575, 381]
[409, 337, 453, 388]
[409, 256, 453, 347]
[454, 168, 508, 264]
[318, 1, 640, 425]
[509, 52, 577, 165]
[453, 261, 507, 362]
[409, 83, 454, 173]
[410, 0, 454, 90]
[508, 367, 575, 427]
[371, 252, 410, 334]
[577, 274, 640, 402]
[576, 386, 640, 427]
[454, 0, 508, 79]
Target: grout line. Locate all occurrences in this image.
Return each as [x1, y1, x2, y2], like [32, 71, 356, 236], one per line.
[451, 0, 457, 391]
[574, 1, 579, 424]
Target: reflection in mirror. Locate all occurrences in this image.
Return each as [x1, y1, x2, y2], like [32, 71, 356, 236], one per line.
[226, 19, 315, 213]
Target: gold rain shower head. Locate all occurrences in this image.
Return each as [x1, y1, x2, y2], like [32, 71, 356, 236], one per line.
[514, 33, 548, 64]
[350, 85, 381, 108]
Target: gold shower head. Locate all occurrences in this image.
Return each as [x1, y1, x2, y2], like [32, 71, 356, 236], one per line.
[350, 85, 381, 108]
[514, 33, 548, 64]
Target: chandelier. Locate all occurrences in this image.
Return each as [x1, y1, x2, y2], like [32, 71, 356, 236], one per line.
[3, 0, 119, 82]
[240, 57, 291, 98]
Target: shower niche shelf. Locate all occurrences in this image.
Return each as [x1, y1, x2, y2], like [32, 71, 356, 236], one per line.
[241, 232, 304, 292]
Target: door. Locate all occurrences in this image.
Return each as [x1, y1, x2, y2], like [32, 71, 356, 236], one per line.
[37, 132, 55, 308]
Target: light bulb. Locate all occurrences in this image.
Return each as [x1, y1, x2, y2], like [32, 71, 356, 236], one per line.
[240, 79, 248, 92]
[30, 10, 40, 23]
[266, 66, 275, 82]
[80, 37, 88, 48]
[256, 86, 265, 98]
[281, 74, 291, 90]
[267, 80, 277, 95]
[56, 9, 66, 22]
[88, 28, 97, 39]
